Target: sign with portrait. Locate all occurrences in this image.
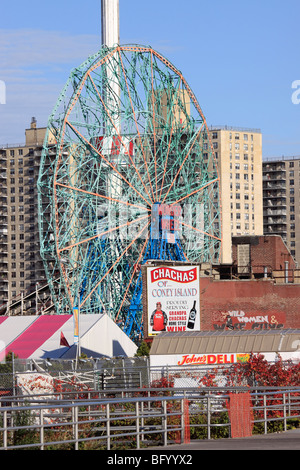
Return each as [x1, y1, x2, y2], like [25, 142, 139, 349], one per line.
[146, 265, 200, 336]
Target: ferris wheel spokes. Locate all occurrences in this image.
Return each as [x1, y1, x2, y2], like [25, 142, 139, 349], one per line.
[38, 44, 222, 340]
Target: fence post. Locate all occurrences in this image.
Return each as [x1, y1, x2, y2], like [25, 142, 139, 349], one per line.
[141, 401, 145, 443]
[3, 410, 7, 450]
[73, 405, 79, 450]
[207, 393, 211, 440]
[40, 408, 44, 450]
[163, 399, 167, 446]
[263, 394, 267, 434]
[136, 401, 140, 449]
[180, 398, 184, 443]
[106, 403, 110, 450]
[283, 393, 287, 432]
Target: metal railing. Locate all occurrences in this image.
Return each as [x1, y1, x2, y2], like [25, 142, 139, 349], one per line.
[0, 387, 299, 450]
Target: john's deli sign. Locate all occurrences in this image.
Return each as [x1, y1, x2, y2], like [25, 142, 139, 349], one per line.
[177, 353, 250, 366]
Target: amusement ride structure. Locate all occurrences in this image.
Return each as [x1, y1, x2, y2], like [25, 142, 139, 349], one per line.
[37, 2, 222, 342]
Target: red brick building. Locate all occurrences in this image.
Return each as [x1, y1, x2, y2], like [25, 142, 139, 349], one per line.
[231, 235, 296, 281]
[200, 276, 300, 331]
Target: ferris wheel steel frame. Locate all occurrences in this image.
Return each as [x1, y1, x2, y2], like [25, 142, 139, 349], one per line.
[37, 44, 222, 342]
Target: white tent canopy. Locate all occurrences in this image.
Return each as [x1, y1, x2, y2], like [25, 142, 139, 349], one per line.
[0, 314, 137, 360]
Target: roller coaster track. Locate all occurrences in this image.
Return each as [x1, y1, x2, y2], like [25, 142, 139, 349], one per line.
[0, 280, 55, 316]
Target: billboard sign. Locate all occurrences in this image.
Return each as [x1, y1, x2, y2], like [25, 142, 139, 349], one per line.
[147, 265, 200, 336]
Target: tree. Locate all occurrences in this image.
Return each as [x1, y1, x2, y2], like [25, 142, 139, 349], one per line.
[135, 341, 151, 357]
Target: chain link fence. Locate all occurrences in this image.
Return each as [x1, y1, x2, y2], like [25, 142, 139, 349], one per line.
[0, 356, 252, 398]
[0, 357, 150, 396]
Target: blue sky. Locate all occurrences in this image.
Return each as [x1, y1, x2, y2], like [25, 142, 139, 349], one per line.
[0, 0, 299, 157]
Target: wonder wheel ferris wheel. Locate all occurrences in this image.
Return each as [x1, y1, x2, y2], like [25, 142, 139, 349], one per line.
[37, 45, 222, 342]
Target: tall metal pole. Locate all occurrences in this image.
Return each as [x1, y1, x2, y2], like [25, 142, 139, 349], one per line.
[101, 0, 120, 47]
[101, 0, 122, 317]
[100, 0, 121, 135]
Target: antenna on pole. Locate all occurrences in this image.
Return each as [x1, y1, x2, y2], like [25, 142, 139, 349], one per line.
[101, 0, 120, 47]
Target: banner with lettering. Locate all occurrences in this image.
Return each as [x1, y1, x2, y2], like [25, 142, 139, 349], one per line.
[147, 265, 200, 336]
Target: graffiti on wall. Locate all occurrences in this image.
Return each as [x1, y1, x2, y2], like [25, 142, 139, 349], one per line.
[213, 310, 285, 331]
